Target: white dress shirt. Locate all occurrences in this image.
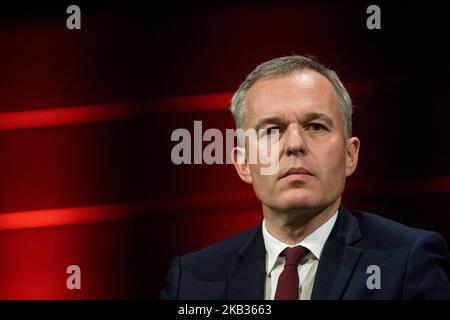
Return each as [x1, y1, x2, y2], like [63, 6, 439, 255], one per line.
[262, 210, 338, 300]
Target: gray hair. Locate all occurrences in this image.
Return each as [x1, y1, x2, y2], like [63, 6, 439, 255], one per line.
[230, 55, 353, 141]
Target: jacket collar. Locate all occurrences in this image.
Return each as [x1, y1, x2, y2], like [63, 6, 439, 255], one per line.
[226, 224, 266, 299]
[311, 204, 362, 299]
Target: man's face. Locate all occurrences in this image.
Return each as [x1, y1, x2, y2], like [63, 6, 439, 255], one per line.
[233, 70, 360, 214]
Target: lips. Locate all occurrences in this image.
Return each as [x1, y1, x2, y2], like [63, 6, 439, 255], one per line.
[280, 167, 314, 179]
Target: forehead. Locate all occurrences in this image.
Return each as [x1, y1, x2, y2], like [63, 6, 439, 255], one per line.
[245, 70, 342, 126]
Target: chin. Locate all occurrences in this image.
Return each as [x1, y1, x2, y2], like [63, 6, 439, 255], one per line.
[276, 194, 318, 212]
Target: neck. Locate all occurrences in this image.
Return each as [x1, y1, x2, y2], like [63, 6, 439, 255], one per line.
[263, 198, 341, 245]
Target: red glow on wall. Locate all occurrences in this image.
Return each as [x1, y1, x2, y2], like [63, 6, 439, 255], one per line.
[0, 104, 138, 131]
[0, 203, 137, 231]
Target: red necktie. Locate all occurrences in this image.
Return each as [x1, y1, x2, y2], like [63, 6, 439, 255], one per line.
[274, 246, 308, 300]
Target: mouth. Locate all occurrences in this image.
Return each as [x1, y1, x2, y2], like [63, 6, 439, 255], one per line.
[280, 167, 314, 180]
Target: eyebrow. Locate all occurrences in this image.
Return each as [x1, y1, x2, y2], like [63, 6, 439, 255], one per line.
[303, 112, 334, 127]
[254, 116, 285, 131]
[254, 112, 334, 130]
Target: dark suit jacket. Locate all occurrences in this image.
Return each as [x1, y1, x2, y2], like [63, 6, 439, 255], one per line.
[159, 205, 450, 299]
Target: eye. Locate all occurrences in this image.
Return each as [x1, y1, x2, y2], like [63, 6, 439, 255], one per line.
[306, 123, 327, 132]
[267, 127, 281, 135]
[262, 127, 281, 136]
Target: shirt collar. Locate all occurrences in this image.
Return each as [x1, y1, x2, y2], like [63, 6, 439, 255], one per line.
[262, 209, 338, 275]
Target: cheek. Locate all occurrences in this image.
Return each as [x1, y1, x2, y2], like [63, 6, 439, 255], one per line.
[249, 165, 276, 195]
[318, 144, 347, 181]
[250, 165, 268, 186]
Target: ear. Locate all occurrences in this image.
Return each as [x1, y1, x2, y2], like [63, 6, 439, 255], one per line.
[345, 137, 360, 177]
[231, 147, 252, 184]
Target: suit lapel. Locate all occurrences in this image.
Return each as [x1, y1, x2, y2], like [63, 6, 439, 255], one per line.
[226, 224, 266, 299]
[311, 205, 362, 299]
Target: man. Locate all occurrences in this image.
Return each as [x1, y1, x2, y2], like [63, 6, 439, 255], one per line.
[159, 55, 450, 299]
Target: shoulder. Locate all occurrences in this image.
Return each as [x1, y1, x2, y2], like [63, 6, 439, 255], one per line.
[159, 226, 262, 299]
[179, 225, 260, 267]
[338, 209, 450, 299]
[350, 210, 446, 249]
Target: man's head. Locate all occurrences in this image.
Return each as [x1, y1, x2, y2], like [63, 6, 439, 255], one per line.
[230, 55, 360, 215]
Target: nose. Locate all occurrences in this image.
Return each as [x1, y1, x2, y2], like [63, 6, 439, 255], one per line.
[284, 124, 307, 157]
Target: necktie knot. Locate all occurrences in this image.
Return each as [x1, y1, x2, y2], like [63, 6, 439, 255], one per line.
[282, 246, 307, 267]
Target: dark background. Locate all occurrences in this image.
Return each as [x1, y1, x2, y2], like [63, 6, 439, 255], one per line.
[0, 1, 449, 298]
